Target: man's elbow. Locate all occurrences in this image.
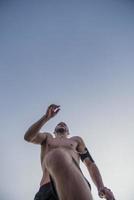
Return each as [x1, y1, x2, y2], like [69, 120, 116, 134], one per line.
[24, 135, 28, 142]
[84, 158, 96, 168]
[24, 132, 31, 142]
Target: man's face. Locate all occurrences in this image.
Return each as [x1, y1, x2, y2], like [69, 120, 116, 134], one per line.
[54, 122, 69, 136]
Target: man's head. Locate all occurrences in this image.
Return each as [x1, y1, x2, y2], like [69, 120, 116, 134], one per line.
[54, 122, 69, 137]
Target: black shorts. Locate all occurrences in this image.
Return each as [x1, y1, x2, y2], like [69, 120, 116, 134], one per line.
[34, 182, 59, 200]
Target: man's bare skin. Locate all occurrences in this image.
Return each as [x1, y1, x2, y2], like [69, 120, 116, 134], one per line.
[24, 104, 115, 200]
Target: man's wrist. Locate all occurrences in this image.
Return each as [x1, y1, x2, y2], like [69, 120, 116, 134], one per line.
[43, 114, 50, 122]
[97, 185, 105, 192]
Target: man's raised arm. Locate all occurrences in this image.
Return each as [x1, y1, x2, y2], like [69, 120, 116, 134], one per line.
[24, 104, 60, 144]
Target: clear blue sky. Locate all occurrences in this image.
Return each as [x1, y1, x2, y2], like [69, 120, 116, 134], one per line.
[0, 0, 134, 199]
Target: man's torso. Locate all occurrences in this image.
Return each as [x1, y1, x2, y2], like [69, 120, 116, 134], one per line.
[40, 134, 80, 186]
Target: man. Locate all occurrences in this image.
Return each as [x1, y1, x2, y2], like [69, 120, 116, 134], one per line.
[24, 104, 115, 200]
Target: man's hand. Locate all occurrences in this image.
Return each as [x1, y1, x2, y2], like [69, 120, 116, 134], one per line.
[45, 104, 60, 120]
[98, 187, 115, 200]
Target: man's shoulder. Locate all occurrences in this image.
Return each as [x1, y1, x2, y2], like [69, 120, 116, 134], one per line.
[70, 136, 84, 143]
[42, 132, 53, 139]
[40, 132, 53, 146]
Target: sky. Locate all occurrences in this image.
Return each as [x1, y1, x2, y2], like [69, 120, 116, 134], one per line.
[0, 0, 134, 199]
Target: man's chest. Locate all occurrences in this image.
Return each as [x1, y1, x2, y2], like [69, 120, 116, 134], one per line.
[47, 137, 78, 150]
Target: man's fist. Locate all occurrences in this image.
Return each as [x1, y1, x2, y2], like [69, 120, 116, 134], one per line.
[45, 104, 60, 120]
[98, 187, 115, 200]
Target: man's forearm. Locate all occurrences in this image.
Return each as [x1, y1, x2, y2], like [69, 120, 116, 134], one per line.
[24, 114, 48, 141]
[88, 163, 104, 191]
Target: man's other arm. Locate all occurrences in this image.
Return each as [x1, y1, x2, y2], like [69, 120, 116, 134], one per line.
[76, 136, 115, 199]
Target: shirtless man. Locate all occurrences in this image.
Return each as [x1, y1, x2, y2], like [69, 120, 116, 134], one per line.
[24, 104, 115, 200]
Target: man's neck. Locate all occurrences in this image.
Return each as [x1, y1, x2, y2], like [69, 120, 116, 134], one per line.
[55, 134, 67, 139]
